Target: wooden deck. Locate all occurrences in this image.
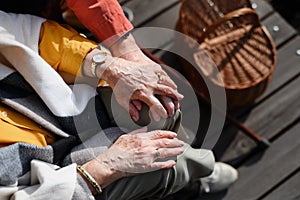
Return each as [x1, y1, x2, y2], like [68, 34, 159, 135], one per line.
[120, 0, 300, 199]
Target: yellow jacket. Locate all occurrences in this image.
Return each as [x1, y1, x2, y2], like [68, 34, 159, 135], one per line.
[0, 20, 97, 147]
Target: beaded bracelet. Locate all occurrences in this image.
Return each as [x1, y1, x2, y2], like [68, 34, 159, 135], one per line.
[77, 166, 102, 194]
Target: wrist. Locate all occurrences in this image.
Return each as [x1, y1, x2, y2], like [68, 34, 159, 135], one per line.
[109, 33, 140, 57]
[82, 47, 113, 80]
[94, 54, 115, 81]
[77, 165, 102, 195]
[109, 34, 154, 64]
[81, 158, 121, 189]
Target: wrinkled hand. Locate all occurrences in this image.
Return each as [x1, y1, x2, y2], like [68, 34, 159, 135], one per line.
[109, 34, 182, 121]
[101, 57, 183, 122]
[96, 127, 184, 176]
[116, 48, 180, 118]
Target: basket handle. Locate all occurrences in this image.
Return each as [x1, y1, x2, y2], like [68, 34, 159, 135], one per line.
[199, 7, 260, 43]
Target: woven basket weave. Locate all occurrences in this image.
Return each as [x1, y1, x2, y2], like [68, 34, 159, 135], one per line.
[176, 0, 277, 109]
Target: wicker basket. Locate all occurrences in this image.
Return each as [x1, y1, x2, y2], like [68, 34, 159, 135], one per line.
[176, 0, 277, 109]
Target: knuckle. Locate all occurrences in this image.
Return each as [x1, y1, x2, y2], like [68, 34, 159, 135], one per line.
[135, 89, 147, 97]
[155, 130, 163, 137]
[161, 138, 170, 146]
[118, 134, 127, 141]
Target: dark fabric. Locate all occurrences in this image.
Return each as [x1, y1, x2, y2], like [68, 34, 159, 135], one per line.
[96, 189, 107, 200]
[50, 135, 80, 165]
[0, 0, 51, 15]
[65, 95, 112, 136]
[0, 73, 35, 98]
[0, 0, 63, 21]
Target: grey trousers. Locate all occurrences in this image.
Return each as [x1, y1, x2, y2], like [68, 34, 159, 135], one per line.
[97, 88, 215, 200]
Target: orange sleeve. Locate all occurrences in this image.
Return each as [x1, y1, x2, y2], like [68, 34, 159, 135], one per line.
[39, 20, 98, 76]
[67, 0, 133, 47]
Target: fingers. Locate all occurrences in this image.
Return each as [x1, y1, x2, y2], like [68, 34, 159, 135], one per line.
[158, 96, 175, 116]
[156, 70, 178, 90]
[153, 85, 184, 101]
[153, 138, 184, 149]
[138, 130, 177, 140]
[131, 130, 184, 148]
[150, 160, 177, 170]
[136, 94, 168, 121]
[173, 99, 180, 110]
[154, 147, 184, 160]
[132, 100, 142, 111]
[149, 105, 165, 122]
[129, 102, 140, 122]
[150, 146, 184, 170]
[145, 91, 182, 121]
[106, 129, 185, 174]
[150, 146, 185, 169]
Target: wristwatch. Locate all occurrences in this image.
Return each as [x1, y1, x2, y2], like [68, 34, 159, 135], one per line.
[91, 52, 106, 77]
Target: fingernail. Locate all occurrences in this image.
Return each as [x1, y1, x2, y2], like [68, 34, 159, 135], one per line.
[180, 147, 185, 153]
[175, 138, 184, 145]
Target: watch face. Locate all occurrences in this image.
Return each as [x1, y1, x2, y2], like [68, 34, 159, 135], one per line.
[93, 53, 106, 64]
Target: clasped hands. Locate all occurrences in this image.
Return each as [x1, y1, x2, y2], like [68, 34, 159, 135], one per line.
[99, 56, 183, 122]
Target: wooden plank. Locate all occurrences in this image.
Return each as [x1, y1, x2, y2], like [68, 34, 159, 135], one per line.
[251, 0, 274, 19]
[153, 42, 183, 71]
[144, 3, 181, 51]
[262, 12, 298, 47]
[263, 170, 300, 200]
[221, 73, 300, 163]
[221, 122, 300, 200]
[144, 3, 180, 30]
[213, 121, 258, 161]
[259, 36, 300, 99]
[132, 3, 181, 52]
[124, 0, 179, 27]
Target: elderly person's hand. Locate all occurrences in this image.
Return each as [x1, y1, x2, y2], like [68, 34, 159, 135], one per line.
[81, 127, 185, 188]
[83, 49, 183, 122]
[109, 34, 182, 120]
[82, 35, 183, 122]
[101, 57, 183, 122]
